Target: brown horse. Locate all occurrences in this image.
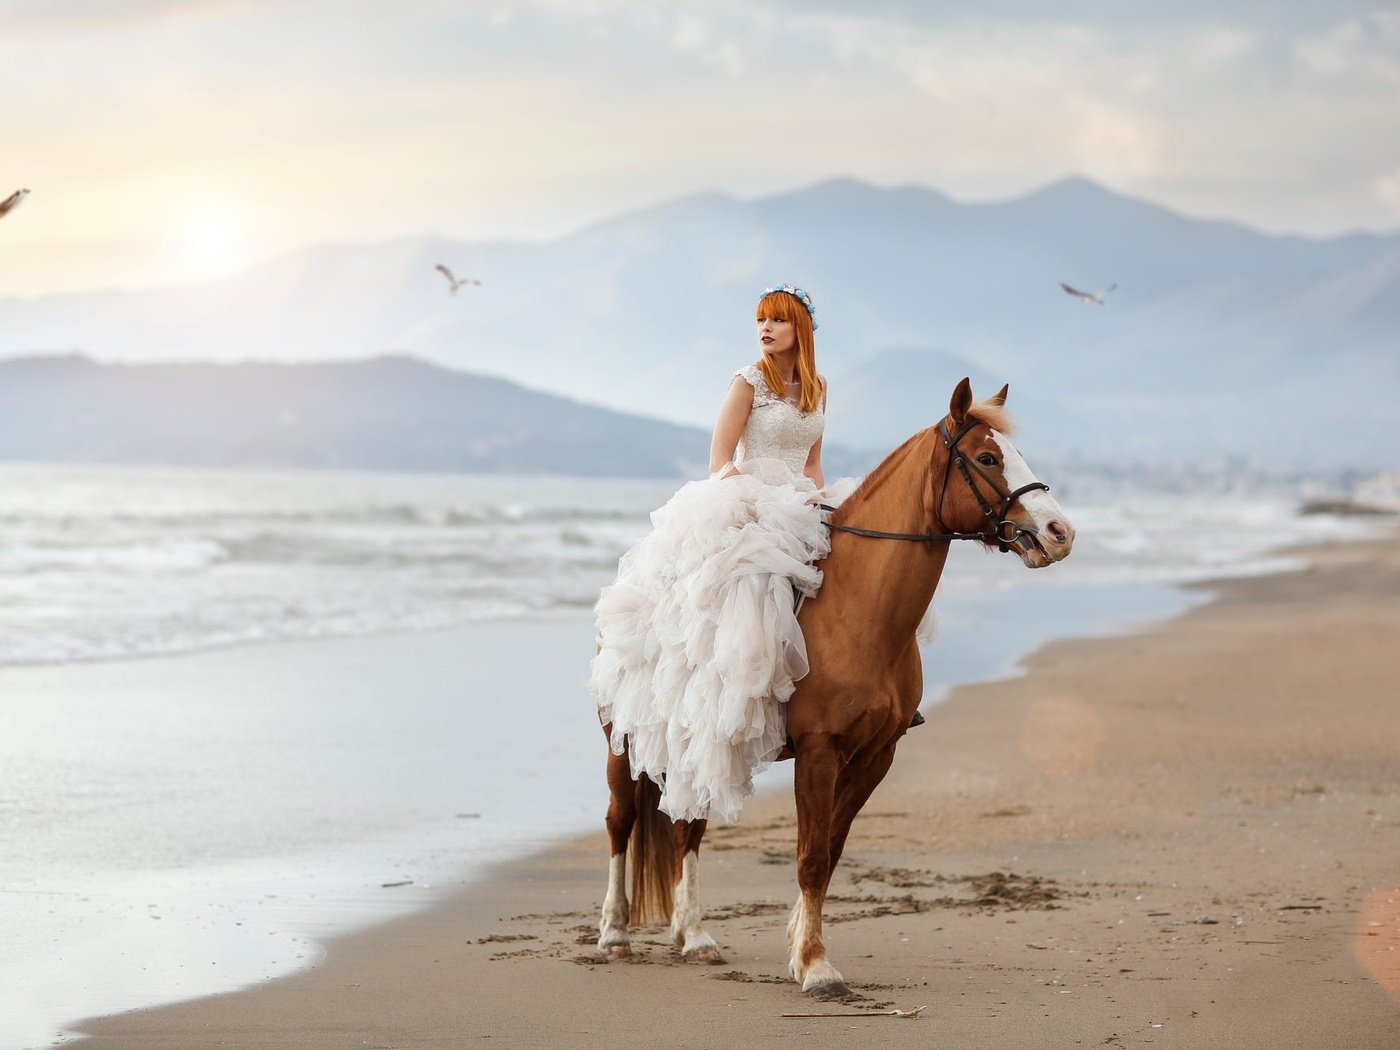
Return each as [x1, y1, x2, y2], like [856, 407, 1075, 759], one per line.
[596, 378, 1075, 997]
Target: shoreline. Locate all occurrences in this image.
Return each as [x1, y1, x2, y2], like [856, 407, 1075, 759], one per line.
[67, 529, 1400, 1048]
[11, 551, 1213, 1049]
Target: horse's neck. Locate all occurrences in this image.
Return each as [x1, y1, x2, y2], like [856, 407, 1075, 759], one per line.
[822, 431, 950, 652]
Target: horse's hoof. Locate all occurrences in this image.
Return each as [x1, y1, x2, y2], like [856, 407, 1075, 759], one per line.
[602, 943, 632, 960]
[806, 980, 853, 1001]
[682, 945, 726, 965]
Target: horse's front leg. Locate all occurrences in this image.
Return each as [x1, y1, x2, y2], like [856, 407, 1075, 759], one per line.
[787, 745, 898, 989]
[827, 746, 896, 877]
[670, 819, 724, 963]
[597, 738, 635, 957]
[788, 738, 849, 998]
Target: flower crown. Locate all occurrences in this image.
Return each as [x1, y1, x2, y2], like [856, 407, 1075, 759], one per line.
[759, 283, 818, 330]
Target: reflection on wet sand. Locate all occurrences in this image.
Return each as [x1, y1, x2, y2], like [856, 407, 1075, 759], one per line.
[1354, 886, 1400, 1002]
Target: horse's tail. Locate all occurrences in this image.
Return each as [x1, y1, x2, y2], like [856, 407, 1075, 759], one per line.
[628, 774, 675, 925]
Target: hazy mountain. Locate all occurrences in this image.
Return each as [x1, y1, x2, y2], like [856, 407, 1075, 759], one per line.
[2, 176, 1397, 468]
[0, 355, 713, 477]
[827, 346, 1008, 452]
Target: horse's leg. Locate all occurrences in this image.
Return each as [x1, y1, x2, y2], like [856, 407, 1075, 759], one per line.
[788, 738, 850, 998]
[785, 747, 902, 987]
[826, 746, 897, 885]
[597, 736, 636, 958]
[668, 818, 724, 963]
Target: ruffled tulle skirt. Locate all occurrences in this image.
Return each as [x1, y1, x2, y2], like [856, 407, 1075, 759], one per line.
[587, 459, 857, 823]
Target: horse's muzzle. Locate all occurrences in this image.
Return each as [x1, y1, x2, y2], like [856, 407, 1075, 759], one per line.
[1009, 517, 1074, 568]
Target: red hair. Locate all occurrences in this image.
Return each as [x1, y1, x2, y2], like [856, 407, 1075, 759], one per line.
[754, 290, 822, 413]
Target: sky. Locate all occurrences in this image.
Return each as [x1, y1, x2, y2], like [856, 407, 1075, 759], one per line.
[2, 0, 1399, 296]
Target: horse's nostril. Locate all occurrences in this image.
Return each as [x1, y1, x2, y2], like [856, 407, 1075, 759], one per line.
[1047, 520, 1068, 544]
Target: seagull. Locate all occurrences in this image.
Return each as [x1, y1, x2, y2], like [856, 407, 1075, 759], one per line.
[435, 264, 481, 296]
[0, 188, 30, 220]
[1060, 281, 1116, 305]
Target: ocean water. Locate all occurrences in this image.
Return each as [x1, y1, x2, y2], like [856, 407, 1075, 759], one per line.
[0, 463, 1374, 669]
[0, 463, 1386, 1048]
[0, 465, 673, 667]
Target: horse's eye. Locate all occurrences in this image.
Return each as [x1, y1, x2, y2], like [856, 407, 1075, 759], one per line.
[977, 453, 998, 467]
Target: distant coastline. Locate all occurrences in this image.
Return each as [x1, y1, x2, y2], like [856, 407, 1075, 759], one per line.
[0, 353, 711, 478]
[0, 353, 1383, 494]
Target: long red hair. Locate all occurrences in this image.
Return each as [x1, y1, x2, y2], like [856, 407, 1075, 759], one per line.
[754, 290, 822, 413]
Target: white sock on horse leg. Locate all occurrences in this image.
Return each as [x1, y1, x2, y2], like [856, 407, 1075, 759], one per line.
[598, 853, 630, 950]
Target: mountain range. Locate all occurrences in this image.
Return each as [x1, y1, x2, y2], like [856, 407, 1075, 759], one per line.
[2, 176, 1396, 469]
[0, 355, 711, 477]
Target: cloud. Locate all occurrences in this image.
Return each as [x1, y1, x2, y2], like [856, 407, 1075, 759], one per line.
[670, 12, 745, 77]
[1293, 12, 1400, 86]
[756, 0, 1385, 37]
[1374, 167, 1400, 217]
[2, 0, 312, 38]
[787, 14, 1181, 181]
[4, 0, 1399, 295]
[1195, 28, 1255, 64]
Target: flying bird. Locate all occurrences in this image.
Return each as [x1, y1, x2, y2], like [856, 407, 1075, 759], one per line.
[0, 188, 30, 220]
[1060, 281, 1116, 305]
[435, 264, 481, 296]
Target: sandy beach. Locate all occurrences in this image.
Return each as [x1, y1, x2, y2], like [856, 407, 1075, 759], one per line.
[70, 532, 1400, 1049]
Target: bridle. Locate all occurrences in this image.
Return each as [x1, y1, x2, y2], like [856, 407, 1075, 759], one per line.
[820, 417, 1050, 554]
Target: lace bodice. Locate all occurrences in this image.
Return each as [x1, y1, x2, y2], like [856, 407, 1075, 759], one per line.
[733, 365, 824, 475]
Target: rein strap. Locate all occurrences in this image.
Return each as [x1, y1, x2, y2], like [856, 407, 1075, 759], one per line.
[818, 416, 1049, 552]
[815, 506, 993, 550]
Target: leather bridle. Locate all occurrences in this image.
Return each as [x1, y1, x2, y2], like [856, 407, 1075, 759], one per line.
[820, 417, 1050, 554]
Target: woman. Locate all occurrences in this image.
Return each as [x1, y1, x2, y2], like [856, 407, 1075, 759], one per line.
[588, 284, 845, 824]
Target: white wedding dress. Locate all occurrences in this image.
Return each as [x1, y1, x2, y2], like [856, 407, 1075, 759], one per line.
[588, 365, 852, 823]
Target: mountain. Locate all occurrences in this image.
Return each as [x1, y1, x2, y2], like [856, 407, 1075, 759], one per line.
[1, 176, 1397, 468]
[0, 355, 712, 477]
[827, 346, 1008, 452]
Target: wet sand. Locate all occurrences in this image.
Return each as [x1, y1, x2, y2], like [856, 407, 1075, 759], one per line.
[73, 534, 1400, 1049]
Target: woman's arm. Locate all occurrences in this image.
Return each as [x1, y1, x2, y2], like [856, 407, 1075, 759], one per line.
[803, 435, 825, 491]
[709, 375, 754, 477]
[803, 379, 827, 490]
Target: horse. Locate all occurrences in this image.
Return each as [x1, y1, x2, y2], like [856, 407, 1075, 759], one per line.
[596, 377, 1076, 998]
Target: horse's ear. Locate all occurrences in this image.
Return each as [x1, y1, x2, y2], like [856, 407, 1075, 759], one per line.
[989, 383, 1009, 407]
[949, 377, 973, 425]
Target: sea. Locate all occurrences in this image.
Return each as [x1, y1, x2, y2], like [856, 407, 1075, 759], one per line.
[0, 462, 1385, 1048]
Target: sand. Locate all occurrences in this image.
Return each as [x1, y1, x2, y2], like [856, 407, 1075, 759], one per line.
[71, 534, 1400, 1049]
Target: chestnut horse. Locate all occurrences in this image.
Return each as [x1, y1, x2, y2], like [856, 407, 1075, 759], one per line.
[596, 379, 1075, 997]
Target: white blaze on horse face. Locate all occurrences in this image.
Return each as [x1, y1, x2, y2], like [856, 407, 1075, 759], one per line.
[990, 431, 1072, 557]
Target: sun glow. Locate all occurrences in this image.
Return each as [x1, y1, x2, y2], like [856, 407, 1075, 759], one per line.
[172, 198, 254, 282]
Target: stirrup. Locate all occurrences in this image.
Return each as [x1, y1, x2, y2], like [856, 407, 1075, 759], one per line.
[910, 709, 926, 729]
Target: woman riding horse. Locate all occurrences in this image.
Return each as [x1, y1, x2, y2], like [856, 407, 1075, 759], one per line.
[589, 286, 1075, 996]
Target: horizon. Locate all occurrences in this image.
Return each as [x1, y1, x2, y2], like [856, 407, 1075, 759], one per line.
[0, 351, 1381, 481]
[3, 1, 1398, 296]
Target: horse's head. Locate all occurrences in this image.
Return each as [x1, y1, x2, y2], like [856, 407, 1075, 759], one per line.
[934, 378, 1074, 569]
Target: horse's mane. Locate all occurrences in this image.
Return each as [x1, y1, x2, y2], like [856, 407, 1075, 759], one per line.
[836, 399, 1015, 515]
[835, 428, 933, 514]
[967, 401, 1015, 435]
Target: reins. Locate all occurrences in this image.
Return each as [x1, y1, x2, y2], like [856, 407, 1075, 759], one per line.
[814, 512, 993, 550]
[820, 417, 1049, 553]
